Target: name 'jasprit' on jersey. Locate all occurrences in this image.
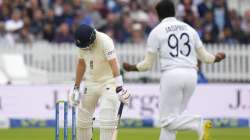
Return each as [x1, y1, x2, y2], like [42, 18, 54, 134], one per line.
[147, 17, 203, 71]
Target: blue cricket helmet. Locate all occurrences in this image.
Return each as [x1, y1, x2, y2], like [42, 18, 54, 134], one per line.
[74, 24, 96, 48]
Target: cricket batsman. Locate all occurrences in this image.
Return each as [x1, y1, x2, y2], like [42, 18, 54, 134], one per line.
[69, 24, 130, 140]
[123, 0, 225, 140]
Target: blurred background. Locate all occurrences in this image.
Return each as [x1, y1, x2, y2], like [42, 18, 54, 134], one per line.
[0, 0, 250, 140]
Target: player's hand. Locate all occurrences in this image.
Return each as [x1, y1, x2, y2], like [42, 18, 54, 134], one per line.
[214, 52, 226, 63]
[116, 86, 130, 105]
[69, 85, 82, 106]
[123, 62, 138, 72]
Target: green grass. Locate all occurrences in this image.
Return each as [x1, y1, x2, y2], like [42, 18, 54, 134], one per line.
[0, 128, 250, 140]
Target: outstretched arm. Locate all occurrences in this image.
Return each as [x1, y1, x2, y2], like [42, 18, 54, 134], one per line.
[196, 47, 225, 64]
[123, 28, 159, 72]
[194, 30, 225, 64]
[123, 52, 157, 72]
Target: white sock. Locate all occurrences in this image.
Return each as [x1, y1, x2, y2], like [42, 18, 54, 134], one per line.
[159, 128, 176, 140]
[77, 128, 92, 140]
[100, 128, 113, 140]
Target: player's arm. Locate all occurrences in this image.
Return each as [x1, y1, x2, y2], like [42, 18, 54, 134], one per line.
[109, 58, 120, 77]
[194, 31, 225, 63]
[104, 36, 130, 104]
[108, 57, 130, 105]
[196, 47, 225, 64]
[74, 58, 86, 87]
[123, 29, 158, 72]
[108, 58, 123, 88]
[123, 52, 157, 72]
[103, 38, 122, 80]
[69, 52, 86, 106]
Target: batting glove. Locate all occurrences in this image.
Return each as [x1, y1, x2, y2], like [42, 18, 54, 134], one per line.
[116, 86, 130, 105]
[69, 85, 82, 106]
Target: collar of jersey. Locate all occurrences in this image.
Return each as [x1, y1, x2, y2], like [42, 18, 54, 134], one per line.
[161, 17, 176, 23]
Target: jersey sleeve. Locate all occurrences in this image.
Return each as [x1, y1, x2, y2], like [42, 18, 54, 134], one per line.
[193, 30, 204, 49]
[103, 35, 116, 60]
[78, 48, 85, 59]
[147, 30, 160, 53]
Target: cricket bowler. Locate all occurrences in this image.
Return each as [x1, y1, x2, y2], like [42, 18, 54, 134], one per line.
[123, 0, 225, 140]
[69, 24, 130, 140]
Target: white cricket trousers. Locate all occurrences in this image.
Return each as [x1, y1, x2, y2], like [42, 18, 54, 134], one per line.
[159, 68, 202, 140]
[77, 81, 119, 140]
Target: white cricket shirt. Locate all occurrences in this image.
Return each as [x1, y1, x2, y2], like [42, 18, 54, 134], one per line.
[147, 17, 204, 71]
[78, 31, 117, 83]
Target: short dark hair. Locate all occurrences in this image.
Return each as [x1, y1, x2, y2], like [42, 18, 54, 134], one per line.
[155, 0, 175, 21]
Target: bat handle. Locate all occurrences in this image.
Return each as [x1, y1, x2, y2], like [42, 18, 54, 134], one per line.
[117, 102, 124, 117]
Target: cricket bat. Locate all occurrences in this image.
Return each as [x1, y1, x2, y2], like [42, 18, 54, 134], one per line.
[112, 102, 124, 140]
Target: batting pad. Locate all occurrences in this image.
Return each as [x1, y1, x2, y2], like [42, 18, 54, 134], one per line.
[99, 108, 118, 129]
[77, 108, 93, 128]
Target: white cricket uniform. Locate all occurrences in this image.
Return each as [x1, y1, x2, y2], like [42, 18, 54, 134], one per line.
[77, 31, 120, 140]
[147, 17, 204, 140]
